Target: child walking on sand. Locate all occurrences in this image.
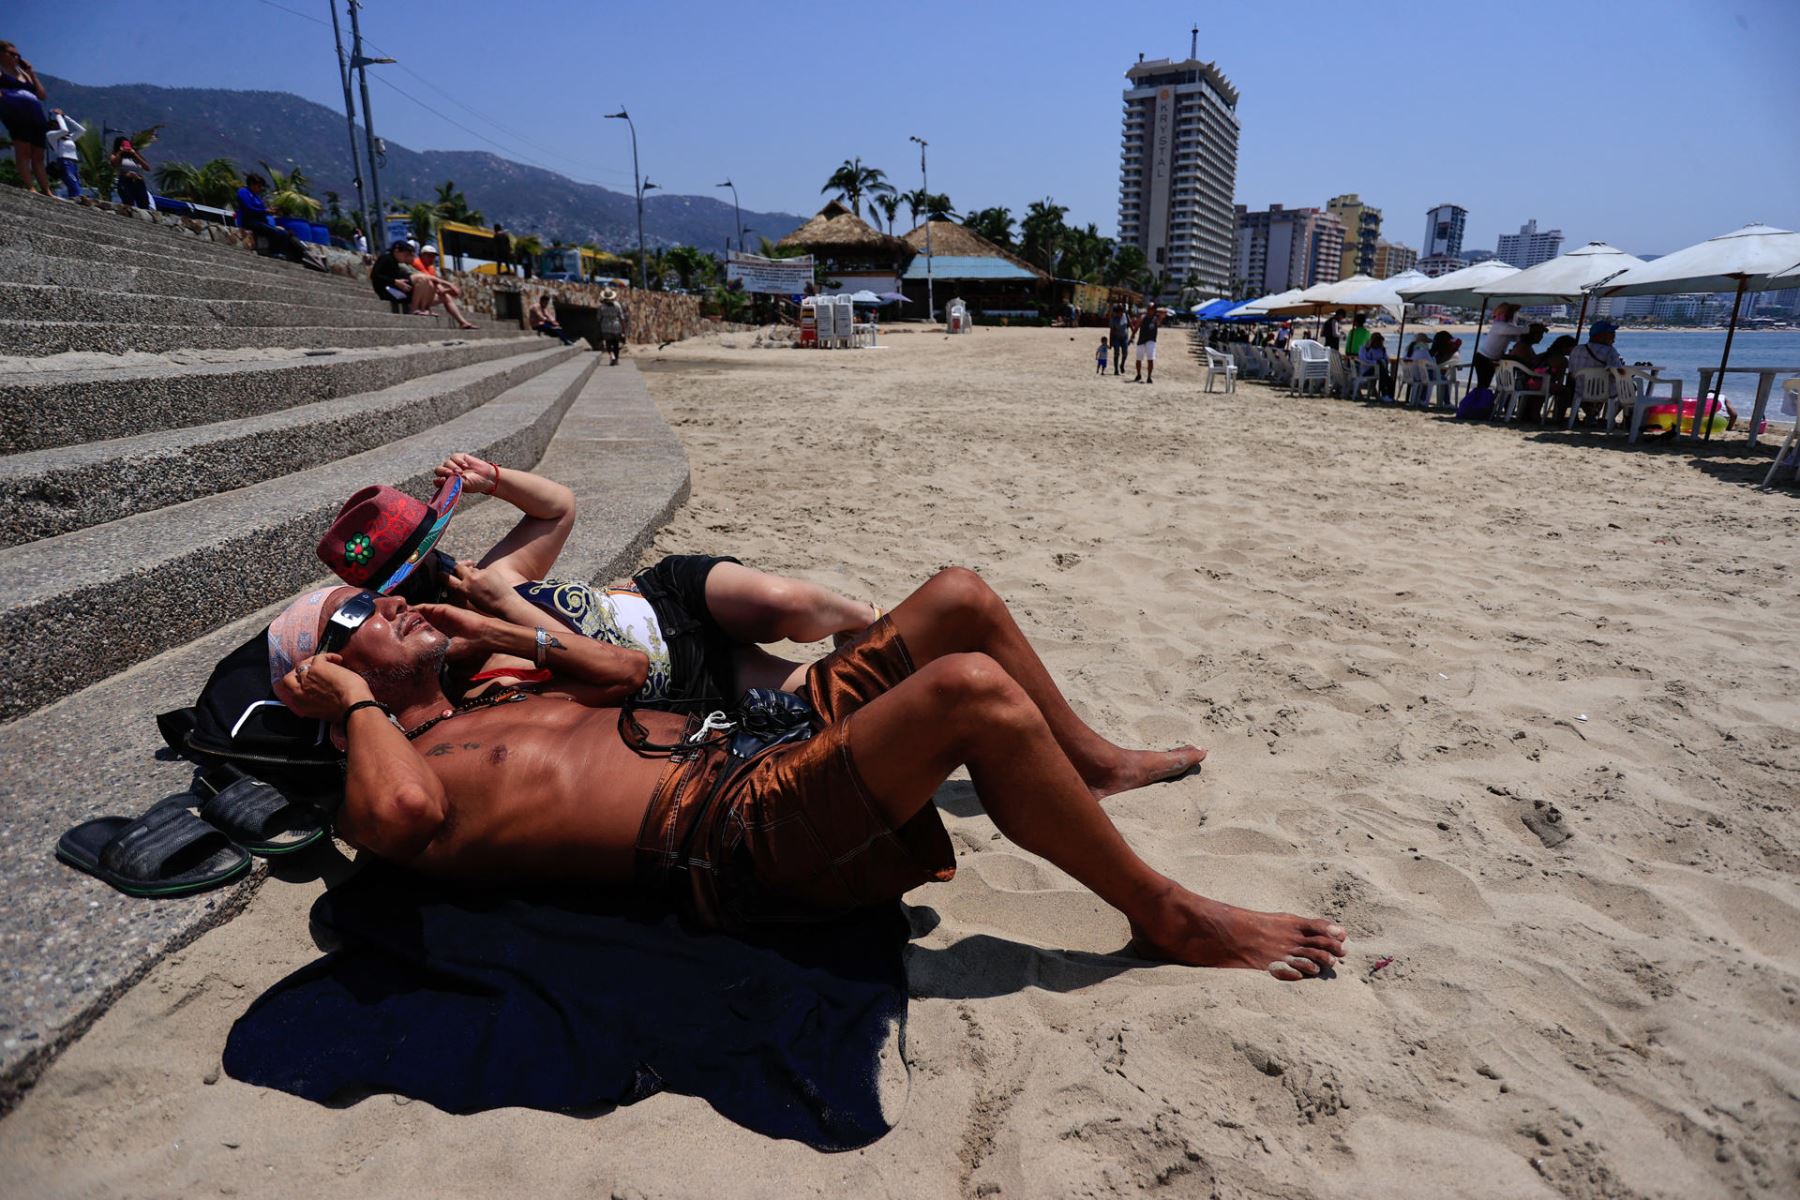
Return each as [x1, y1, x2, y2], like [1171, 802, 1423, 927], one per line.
[1095, 336, 1110, 375]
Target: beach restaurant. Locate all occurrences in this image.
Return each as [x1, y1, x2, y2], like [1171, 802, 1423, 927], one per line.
[777, 200, 910, 296]
[899, 220, 1051, 319]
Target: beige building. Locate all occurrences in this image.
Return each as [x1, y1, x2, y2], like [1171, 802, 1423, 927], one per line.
[1372, 239, 1419, 279]
[1326, 193, 1382, 280]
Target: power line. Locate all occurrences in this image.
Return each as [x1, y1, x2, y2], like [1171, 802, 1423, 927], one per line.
[251, 0, 633, 189]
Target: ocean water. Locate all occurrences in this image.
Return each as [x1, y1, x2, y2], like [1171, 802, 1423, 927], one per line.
[1605, 330, 1800, 412]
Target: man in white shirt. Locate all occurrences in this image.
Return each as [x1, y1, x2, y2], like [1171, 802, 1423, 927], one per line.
[1474, 302, 1527, 391]
[45, 108, 84, 199]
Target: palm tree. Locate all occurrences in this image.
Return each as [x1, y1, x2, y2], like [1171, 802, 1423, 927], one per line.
[154, 157, 240, 208]
[1019, 197, 1069, 275]
[256, 162, 321, 218]
[963, 206, 1015, 247]
[872, 193, 900, 234]
[1106, 244, 1148, 289]
[921, 192, 955, 221]
[433, 180, 483, 226]
[405, 201, 437, 244]
[664, 244, 712, 290]
[643, 248, 673, 291]
[819, 157, 893, 219]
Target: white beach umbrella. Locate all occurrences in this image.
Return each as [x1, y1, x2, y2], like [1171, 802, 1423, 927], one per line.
[1262, 274, 1384, 317]
[1396, 260, 1527, 377]
[1600, 223, 1800, 441]
[1474, 241, 1646, 340]
[1335, 269, 1432, 321]
[1237, 287, 1307, 314]
[1395, 259, 1524, 308]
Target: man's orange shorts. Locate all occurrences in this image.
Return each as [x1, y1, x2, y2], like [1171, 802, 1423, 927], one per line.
[634, 616, 956, 928]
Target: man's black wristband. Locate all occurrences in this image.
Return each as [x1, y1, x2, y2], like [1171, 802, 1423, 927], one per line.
[343, 699, 397, 729]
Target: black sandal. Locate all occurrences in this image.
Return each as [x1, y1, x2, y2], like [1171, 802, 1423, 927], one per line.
[192, 764, 328, 856]
[57, 804, 251, 898]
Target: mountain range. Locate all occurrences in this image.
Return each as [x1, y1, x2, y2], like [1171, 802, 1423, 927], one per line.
[38, 75, 807, 252]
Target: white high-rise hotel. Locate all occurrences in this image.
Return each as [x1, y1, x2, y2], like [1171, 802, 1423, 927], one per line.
[1117, 42, 1240, 295]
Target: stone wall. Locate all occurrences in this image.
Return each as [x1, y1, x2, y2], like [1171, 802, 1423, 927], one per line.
[448, 273, 703, 345]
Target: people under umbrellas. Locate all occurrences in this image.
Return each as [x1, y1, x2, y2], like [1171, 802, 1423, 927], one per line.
[1474, 302, 1528, 391]
[1320, 309, 1344, 354]
[1564, 320, 1628, 428]
[1357, 332, 1394, 402]
[1344, 312, 1370, 360]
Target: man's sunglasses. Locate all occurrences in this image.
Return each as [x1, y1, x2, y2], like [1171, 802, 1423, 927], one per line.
[320, 590, 379, 655]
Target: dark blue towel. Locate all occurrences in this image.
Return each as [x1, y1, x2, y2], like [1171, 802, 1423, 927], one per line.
[223, 865, 908, 1151]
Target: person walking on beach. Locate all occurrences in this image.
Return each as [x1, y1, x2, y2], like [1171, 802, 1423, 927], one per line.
[1108, 304, 1132, 374]
[0, 41, 54, 196]
[597, 289, 627, 365]
[45, 108, 84, 199]
[1095, 335, 1110, 375]
[1132, 306, 1161, 383]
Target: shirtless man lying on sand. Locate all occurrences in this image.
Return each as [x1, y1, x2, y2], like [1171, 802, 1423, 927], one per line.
[273, 567, 1348, 980]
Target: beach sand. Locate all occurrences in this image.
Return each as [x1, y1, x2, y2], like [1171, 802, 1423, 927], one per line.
[4, 328, 1797, 1198]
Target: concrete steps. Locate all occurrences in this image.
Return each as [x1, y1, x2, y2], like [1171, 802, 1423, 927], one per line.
[0, 319, 516, 357]
[0, 187, 369, 285]
[0, 281, 478, 332]
[0, 352, 600, 721]
[2, 237, 393, 308]
[2, 225, 380, 302]
[0, 361, 689, 1111]
[0, 342, 580, 546]
[0, 335, 547, 454]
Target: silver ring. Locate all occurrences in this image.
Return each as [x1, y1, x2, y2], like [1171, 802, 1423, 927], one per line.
[298, 663, 310, 675]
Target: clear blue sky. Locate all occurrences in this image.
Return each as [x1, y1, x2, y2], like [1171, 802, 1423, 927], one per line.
[10, 0, 1797, 256]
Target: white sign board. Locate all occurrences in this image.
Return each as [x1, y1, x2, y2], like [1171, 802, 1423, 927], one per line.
[727, 252, 815, 294]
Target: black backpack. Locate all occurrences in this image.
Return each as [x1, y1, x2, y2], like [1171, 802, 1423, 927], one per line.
[156, 626, 345, 802]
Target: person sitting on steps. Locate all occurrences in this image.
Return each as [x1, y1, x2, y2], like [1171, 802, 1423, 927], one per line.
[368, 240, 476, 330]
[272, 566, 1343, 979]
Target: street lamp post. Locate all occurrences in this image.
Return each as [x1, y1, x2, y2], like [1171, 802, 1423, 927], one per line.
[909, 134, 933, 322]
[605, 108, 647, 291]
[346, 1, 395, 245]
[714, 180, 742, 253]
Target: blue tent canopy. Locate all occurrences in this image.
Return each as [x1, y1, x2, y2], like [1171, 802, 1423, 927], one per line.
[1191, 298, 1238, 319]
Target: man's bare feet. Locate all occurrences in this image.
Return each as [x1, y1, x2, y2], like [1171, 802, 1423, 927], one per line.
[1129, 889, 1346, 981]
[1088, 745, 1206, 799]
[455, 321, 477, 330]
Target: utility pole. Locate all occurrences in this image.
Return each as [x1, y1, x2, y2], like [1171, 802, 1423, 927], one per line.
[715, 179, 742, 253]
[346, 1, 394, 245]
[909, 135, 933, 321]
[328, 1, 373, 248]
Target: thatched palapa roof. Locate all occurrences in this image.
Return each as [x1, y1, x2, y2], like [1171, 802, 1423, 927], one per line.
[902, 221, 1049, 280]
[777, 200, 909, 256]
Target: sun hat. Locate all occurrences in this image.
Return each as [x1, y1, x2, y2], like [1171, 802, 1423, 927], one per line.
[600, 288, 619, 301]
[317, 474, 464, 594]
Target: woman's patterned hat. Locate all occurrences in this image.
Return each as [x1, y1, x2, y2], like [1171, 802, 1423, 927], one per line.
[317, 474, 463, 594]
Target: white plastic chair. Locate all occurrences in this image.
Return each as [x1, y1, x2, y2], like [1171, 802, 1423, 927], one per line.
[1401, 356, 1454, 409]
[1569, 367, 1666, 441]
[1348, 356, 1384, 401]
[1492, 361, 1548, 422]
[1289, 340, 1330, 395]
[1760, 377, 1800, 488]
[1204, 347, 1238, 393]
[1568, 368, 1617, 431]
